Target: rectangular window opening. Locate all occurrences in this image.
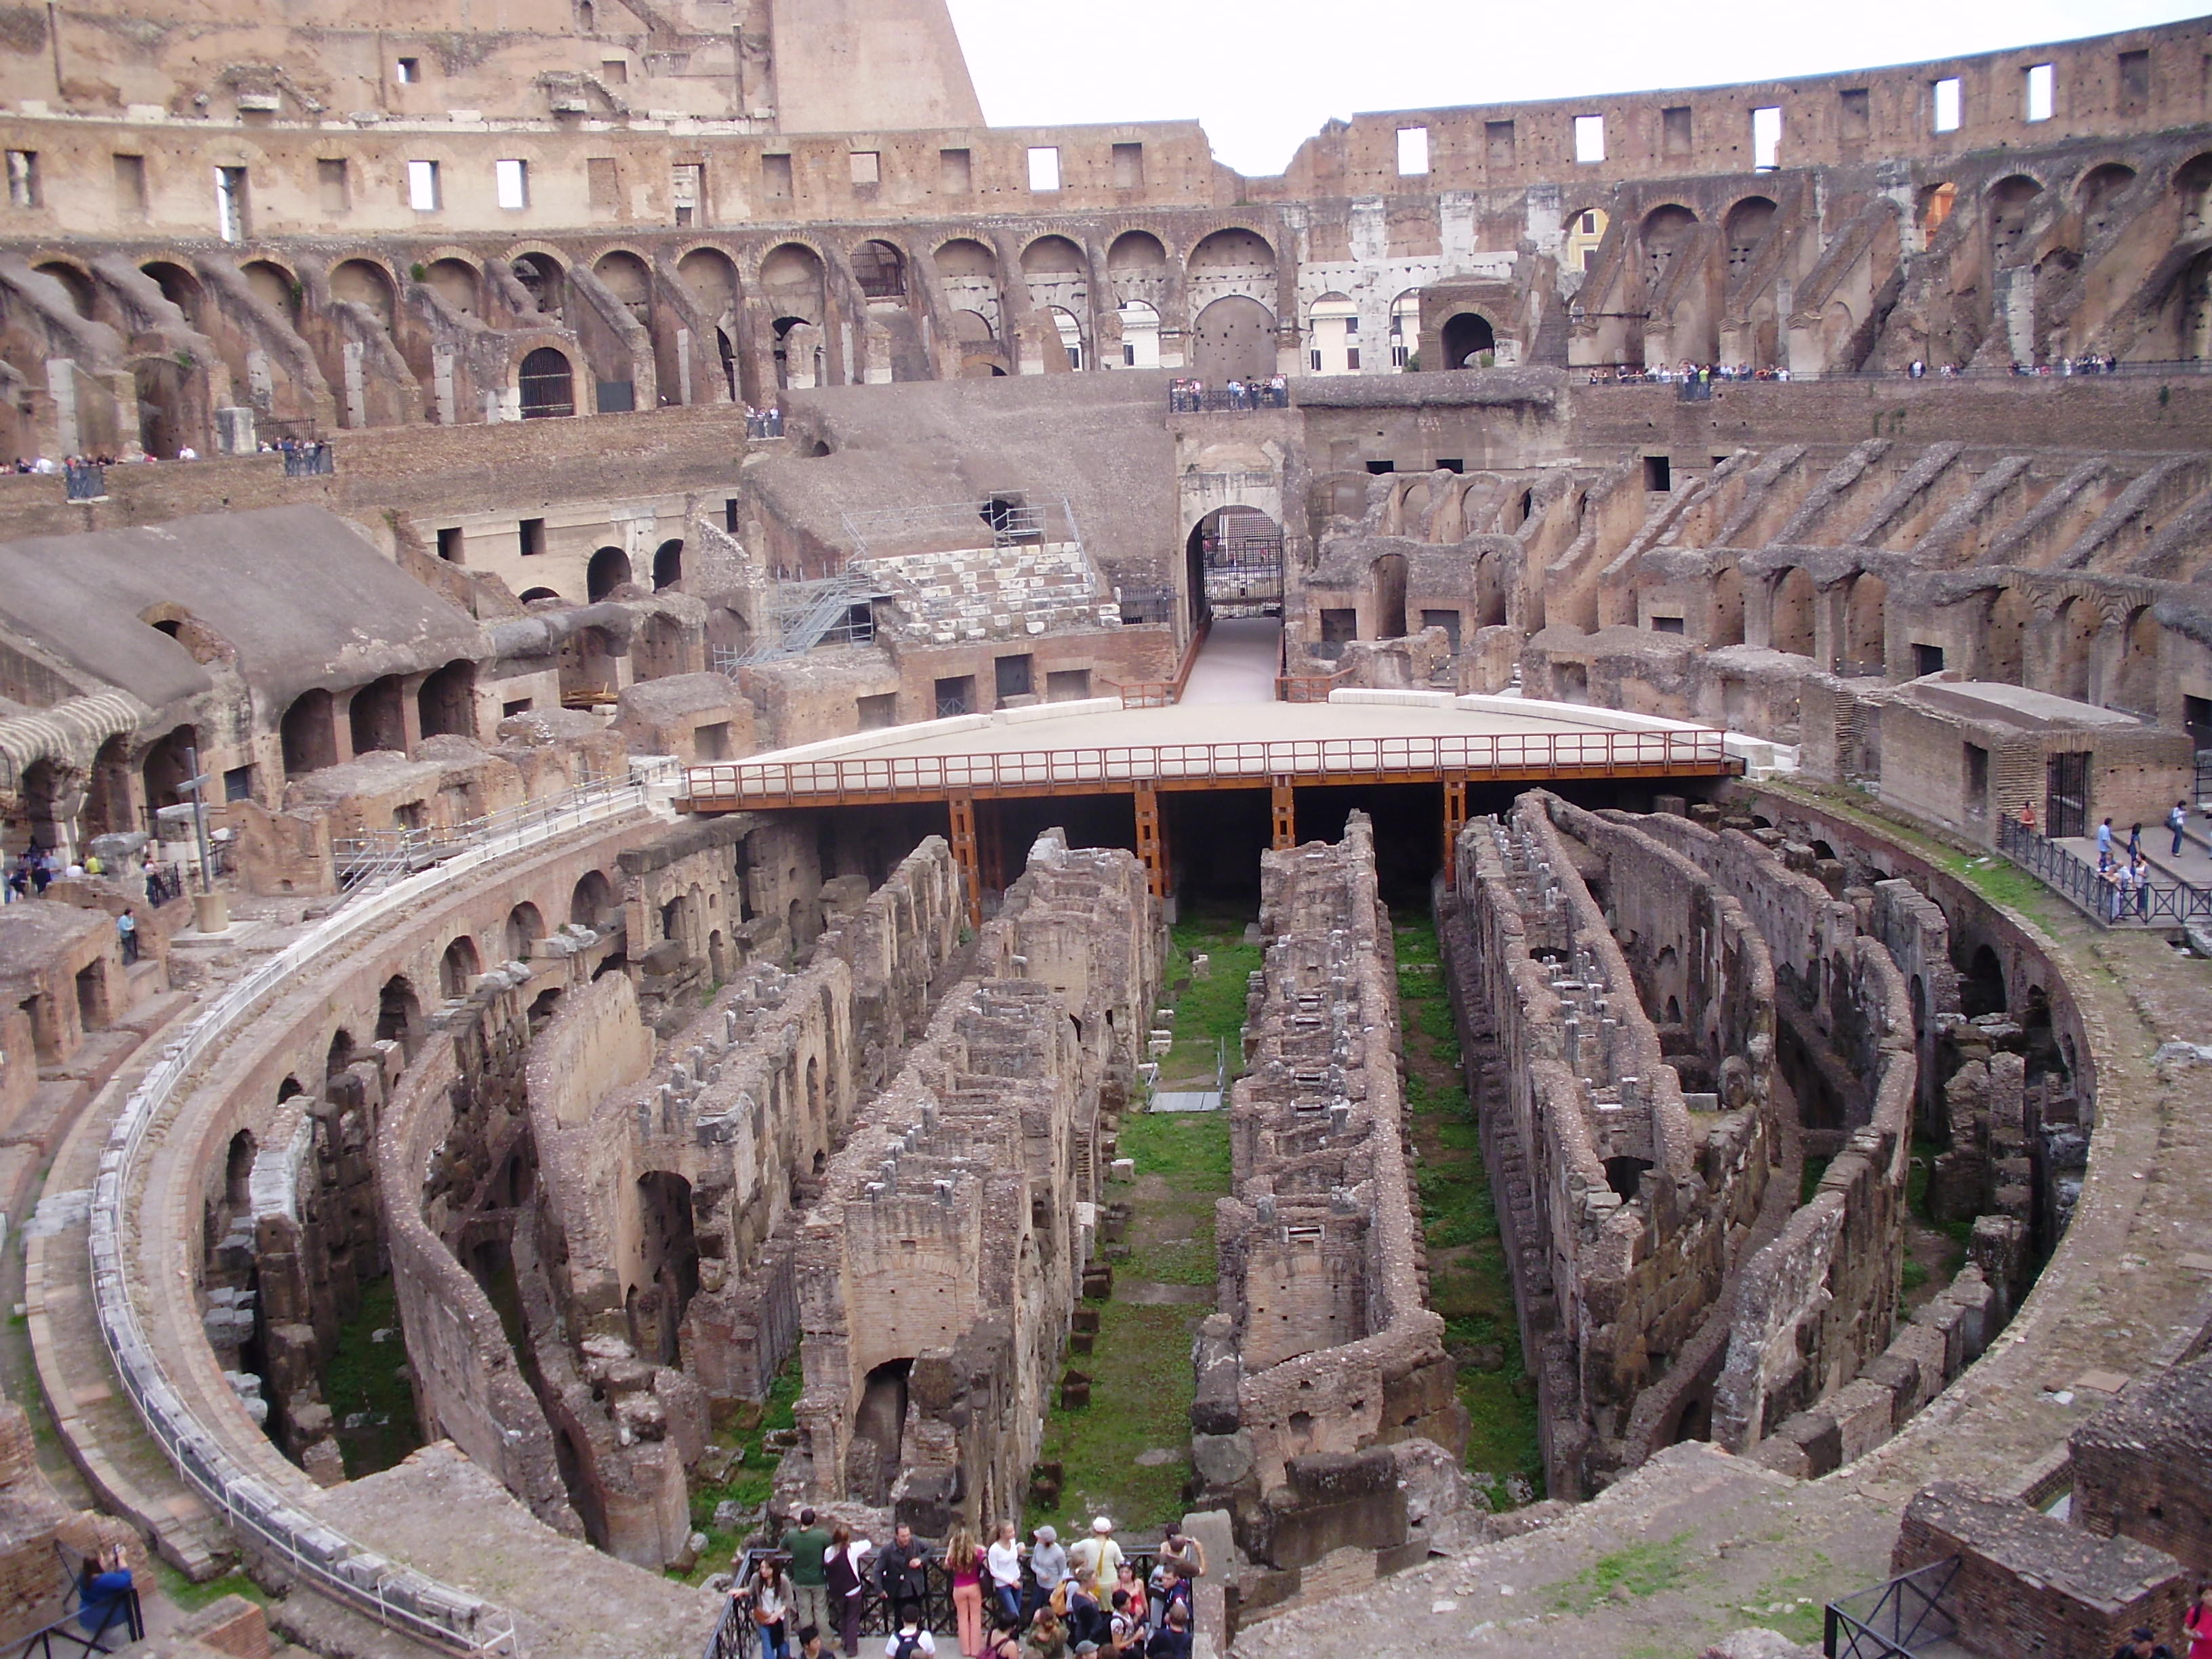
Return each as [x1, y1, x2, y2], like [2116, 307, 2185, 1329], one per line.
[1643, 454, 1673, 491]
[1573, 114, 1606, 164]
[1933, 77, 1963, 134]
[934, 675, 975, 718]
[407, 158, 441, 211]
[501, 699, 534, 719]
[1395, 125, 1430, 176]
[1650, 615, 1685, 634]
[2118, 49, 2151, 106]
[762, 152, 792, 200]
[114, 153, 147, 218]
[600, 57, 628, 84]
[215, 165, 248, 241]
[724, 497, 740, 533]
[857, 693, 897, 731]
[1435, 457, 1463, 472]
[2025, 62, 2055, 122]
[1112, 142, 1144, 188]
[939, 148, 970, 192]
[1751, 106, 1782, 171]
[994, 654, 1034, 701]
[519, 517, 546, 557]
[1839, 87, 1870, 139]
[224, 766, 253, 802]
[494, 157, 529, 211]
[848, 150, 880, 186]
[395, 57, 419, 83]
[671, 161, 703, 225]
[1319, 609, 1358, 644]
[1364, 459, 1395, 475]
[436, 527, 463, 562]
[1485, 120, 1515, 165]
[1027, 146, 1061, 192]
[1913, 642, 1946, 677]
[1965, 743, 1990, 819]
[6, 150, 37, 209]
[587, 156, 621, 212]
[316, 156, 349, 213]
[1662, 106, 1692, 156]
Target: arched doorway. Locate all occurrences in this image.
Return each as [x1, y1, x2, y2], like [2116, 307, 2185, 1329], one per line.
[558, 626, 621, 705]
[587, 547, 632, 601]
[375, 975, 421, 1054]
[1771, 569, 1816, 657]
[1372, 553, 1409, 639]
[504, 903, 544, 962]
[652, 539, 683, 590]
[438, 935, 480, 999]
[518, 347, 576, 418]
[417, 660, 475, 739]
[348, 676, 406, 756]
[1185, 507, 1284, 623]
[569, 869, 617, 929]
[141, 725, 197, 813]
[1190, 296, 1275, 382]
[1441, 312, 1496, 368]
[633, 1172, 701, 1366]
[281, 690, 338, 777]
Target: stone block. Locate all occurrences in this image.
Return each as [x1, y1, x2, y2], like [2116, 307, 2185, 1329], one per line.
[1829, 1378, 1899, 1465]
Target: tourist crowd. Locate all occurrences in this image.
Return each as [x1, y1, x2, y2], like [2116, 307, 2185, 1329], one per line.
[743, 405, 787, 439]
[733, 1512, 1207, 1659]
[5, 846, 183, 912]
[1166, 377, 1288, 411]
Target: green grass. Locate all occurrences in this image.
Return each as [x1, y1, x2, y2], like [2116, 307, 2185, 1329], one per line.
[320, 1277, 424, 1479]
[1027, 1301, 1202, 1534]
[1741, 1549, 1833, 1645]
[1116, 1111, 1230, 1284]
[152, 1562, 268, 1612]
[673, 1355, 804, 1583]
[1395, 920, 1544, 1509]
[1119, 1109, 1231, 1186]
[1155, 914, 1263, 1087]
[1547, 1533, 1693, 1613]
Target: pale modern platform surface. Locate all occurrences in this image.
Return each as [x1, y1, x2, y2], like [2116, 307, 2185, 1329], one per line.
[1181, 616, 1283, 705]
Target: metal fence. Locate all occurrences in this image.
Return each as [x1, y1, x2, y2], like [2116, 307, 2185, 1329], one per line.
[1167, 385, 1290, 413]
[281, 442, 335, 477]
[1996, 813, 2212, 926]
[1822, 1556, 1958, 1658]
[62, 462, 105, 501]
[331, 773, 668, 896]
[85, 767, 668, 1656]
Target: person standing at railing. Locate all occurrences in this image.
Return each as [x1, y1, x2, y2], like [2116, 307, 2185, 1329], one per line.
[878, 1523, 932, 1620]
[2132, 852, 2152, 918]
[985, 1521, 1023, 1627]
[2173, 800, 2192, 858]
[751, 1555, 793, 1659]
[2097, 816, 2115, 865]
[1027, 1526, 1066, 1620]
[826, 1523, 868, 1658]
[945, 1525, 986, 1658]
[784, 1507, 834, 1642]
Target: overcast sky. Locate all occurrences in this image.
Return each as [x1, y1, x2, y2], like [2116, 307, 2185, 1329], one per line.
[941, 0, 2208, 176]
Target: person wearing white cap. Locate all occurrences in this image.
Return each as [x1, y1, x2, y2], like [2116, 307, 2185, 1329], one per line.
[1027, 1526, 1065, 1620]
[1065, 1517, 1121, 1600]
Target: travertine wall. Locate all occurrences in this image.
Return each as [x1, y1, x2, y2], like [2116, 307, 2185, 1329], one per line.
[1193, 814, 1469, 1570]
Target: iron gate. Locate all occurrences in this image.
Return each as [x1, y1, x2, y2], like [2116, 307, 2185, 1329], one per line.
[2045, 750, 2090, 840]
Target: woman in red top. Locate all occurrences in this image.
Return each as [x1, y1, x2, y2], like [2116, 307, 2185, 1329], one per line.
[944, 1526, 985, 1658]
[2184, 1582, 2212, 1659]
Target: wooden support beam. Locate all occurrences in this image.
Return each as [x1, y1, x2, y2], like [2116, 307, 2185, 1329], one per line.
[1134, 783, 1168, 903]
[1271, 778, 1296, 850]
[948, 793, 982, 926]
[977, 798, 1006, 897]
[1442, 777, 1468, 889]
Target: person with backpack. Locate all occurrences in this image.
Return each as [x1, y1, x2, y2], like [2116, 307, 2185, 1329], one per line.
[1022, 1606, 1068, 1659]
[884, 1605, 937, 1659]
[1104, 1589, 1143, 1655]
[1027, 1527, 1066, 1620]
[1145, 1604, 1191, 1659]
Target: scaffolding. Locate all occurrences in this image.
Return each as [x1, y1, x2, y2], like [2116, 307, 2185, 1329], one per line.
[714, 570, 881, 670]
[836, 492, 1084, 560]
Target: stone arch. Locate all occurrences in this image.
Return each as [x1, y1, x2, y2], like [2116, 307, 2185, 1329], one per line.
[851, 239, 907, 300]
[241, 259, 300, 324]
[417, 659, 475, 739]
[758, 243, 825, 318]
[676, 246, 739, 321]
[1771, 568, 1816, 657]
[140, 259, 204, 327]
[1048, 306, 1086, 370]
[1116, 299, 1160, 367]
[1441, 311, 1496, 368]
[1020, 234, 1088, 279]
[330, 258, 397, 329]
[509, 251, 565, 319]
[424, 256, 480, 316]
[1986, 586, 2029, 683]
[1844, 572, 1887, 672]
[438, 935, 480, 999]
[559, 624, 621, 703]
[588, 546, 633, 600]
[2053, 595, 2100, 702]
[348, 675, 406, 756]
[1107, 230, 1168, 306]
[375, 973, 421, 1052]
[1187, 228, 1277, 321]
[1639, 205, 1699, 289]
[2112, 605, 2161, 716]
[140, 724, 197, 813]
[1920, 182, 1959, 237]
[592, 249, 653, 323]
[569, 868, 617, 929]
[1988, 175, 2044, 263]
[2077, 162, 2137, 239]
[281, 689, 338, 777]
[1958, 943, 2005, 1019]
[652, 539, 683, 590]
[1561, 207, 1610, 274]
[2174, 152, 2212, 239]
[1723, 196, 1777, 277]
[1191, 295, 1275, 382]
[1388, 290, 1422, 367]
[504, 902, 544, 962]
[325, 1028, 354, 1078]
[518, 346, 576, 418]
[519, 587, 562, 605]
[34, 260, 94, 317]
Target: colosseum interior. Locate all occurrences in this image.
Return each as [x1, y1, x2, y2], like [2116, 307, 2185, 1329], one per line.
[0, 3, 2207, 1657]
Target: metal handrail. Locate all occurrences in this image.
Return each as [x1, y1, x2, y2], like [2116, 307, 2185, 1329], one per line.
[5, 1589, 142, 1659]
[84, 764, 668, 1656]
[1996, 813, 2212, 926]
[331, 773, 670, 895]
[1277, 667, 1355, 703]
[1108, 618, 1213, 709]
[1822, 1555, 1959, 1659]
[684, 728, 1732, 806]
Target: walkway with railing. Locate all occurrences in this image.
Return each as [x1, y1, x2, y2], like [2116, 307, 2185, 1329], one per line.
[1822, 1556, 1960, 1659]
[332, 771, 668, 895]
[1167, 382, 1289, 413]
[81, 765, 674, 1657]
[1996, 814, 2212, 926]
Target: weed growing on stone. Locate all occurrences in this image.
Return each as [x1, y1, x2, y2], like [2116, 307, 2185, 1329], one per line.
[675, 1354, 803, 1582]
[320, 1275, 423, 1479]
[1157, 912, 1263, 1088]
[1547, 1532, 1693, 1613]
